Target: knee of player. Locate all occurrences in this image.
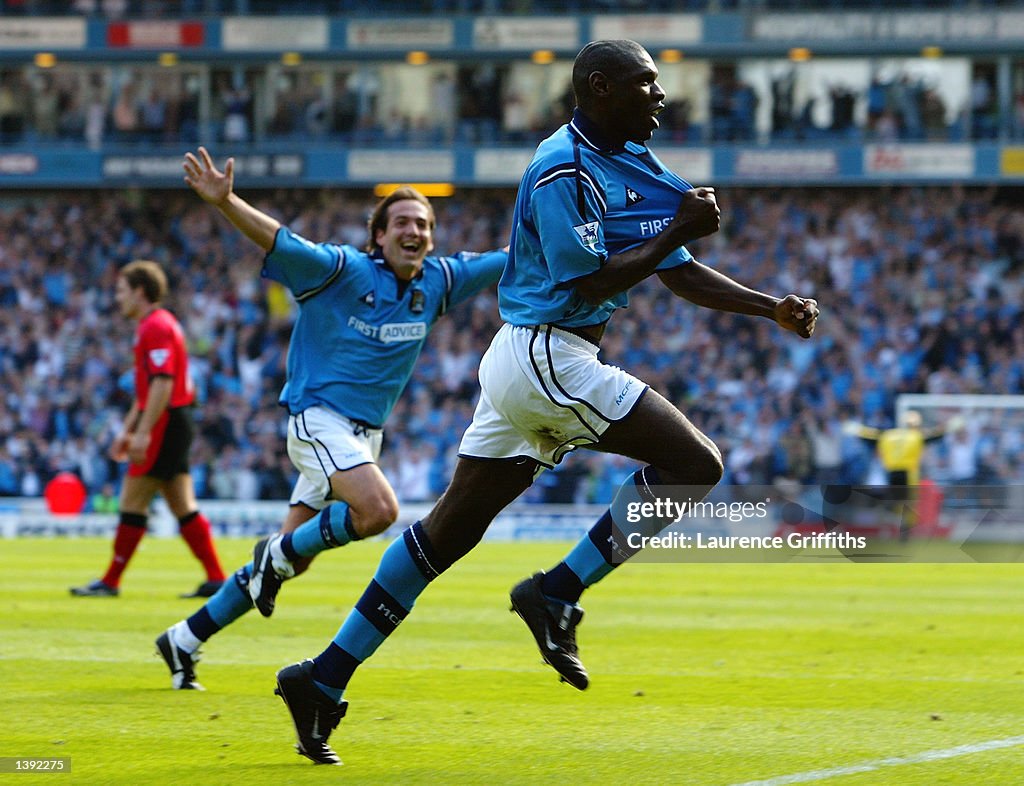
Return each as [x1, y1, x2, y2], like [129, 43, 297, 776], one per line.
[657, 442, 723, 488]
[686, 443, 725, 487]
[702, 444, 725, 485]
[353, 497, 400, 537]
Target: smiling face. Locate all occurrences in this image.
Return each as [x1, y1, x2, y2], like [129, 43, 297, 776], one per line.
[375, 198, 435, 280]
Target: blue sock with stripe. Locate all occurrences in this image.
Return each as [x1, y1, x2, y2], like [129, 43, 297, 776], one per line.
[186, 563, 253, 641]
[543, 467, 673, 603]
[281, 503, 357, 559]
[310, 521, 447, 702]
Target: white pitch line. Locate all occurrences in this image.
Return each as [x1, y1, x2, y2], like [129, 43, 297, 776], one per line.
[730, 735, 1024, 786]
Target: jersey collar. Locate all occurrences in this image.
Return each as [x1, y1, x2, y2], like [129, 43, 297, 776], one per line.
[370, 249, 426, 282]
[567, 109, 652, 158]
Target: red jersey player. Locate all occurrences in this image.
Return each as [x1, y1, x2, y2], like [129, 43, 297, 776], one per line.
[71, 260, 226, 598]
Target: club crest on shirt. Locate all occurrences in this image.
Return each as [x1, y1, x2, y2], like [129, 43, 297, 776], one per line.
[148, 348, 170, 368]
[410, 289, 425, 314]
[573, 221, 600, 250]
[625, 185, 646, 205]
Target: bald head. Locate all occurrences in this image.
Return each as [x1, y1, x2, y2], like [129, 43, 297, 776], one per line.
[572, 39, 649, 109]
[569, 39, 665, 147]
[901, 410, 922, 429]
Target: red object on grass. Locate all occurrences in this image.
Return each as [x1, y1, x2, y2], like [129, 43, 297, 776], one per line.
[44, 472, 87, 514]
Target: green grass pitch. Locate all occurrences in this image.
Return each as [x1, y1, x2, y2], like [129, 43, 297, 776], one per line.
[1, 537, 1022, 785]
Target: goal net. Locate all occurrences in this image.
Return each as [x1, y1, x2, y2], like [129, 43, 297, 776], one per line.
[895, 393, 1024, 544]
[896, 394, 1024, 486]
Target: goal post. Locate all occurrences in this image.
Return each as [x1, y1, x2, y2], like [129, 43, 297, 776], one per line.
[897, 393, 1024, 432]
[895, 393, 1024, 545]
[896, 393, 1024, 482]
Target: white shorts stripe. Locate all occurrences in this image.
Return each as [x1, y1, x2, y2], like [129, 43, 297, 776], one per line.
[459, 323, 647, 467]
[537, 326, 615, 424]
[287, 406, 383, 510]
[526, 327, 601, 439]
[294, 411, 335, 476]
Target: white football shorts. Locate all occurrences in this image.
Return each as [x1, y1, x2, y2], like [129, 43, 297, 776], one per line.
[459, 323, 648, 468]
[287, 406, 384, 510]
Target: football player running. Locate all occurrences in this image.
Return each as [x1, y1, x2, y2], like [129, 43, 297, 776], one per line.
[155, 147, 506, 693]
[268, 40, 818, 765]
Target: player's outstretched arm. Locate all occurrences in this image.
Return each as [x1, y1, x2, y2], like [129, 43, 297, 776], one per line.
[926, 414, 965, 441]
[573, 187, 721, 305]
[183, 146, 280, 252]
[445, 247, 508, 307]
[842, 420, 881, 441]
[658, 261, 818, 339]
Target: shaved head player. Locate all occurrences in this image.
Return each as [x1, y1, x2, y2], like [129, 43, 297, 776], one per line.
[268, 40, 819, 765]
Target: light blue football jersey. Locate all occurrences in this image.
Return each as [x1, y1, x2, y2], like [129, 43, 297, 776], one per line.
[263, 228, 505, 426]
[500, 109, 694, 327]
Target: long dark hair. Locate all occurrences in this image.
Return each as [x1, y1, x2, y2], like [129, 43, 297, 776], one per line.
[365, 186, 435, 254]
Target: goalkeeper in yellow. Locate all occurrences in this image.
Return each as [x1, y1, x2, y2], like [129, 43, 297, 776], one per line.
[844, 410, 961, 537]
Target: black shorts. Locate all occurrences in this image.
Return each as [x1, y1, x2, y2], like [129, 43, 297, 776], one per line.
[885, 471, 919, 512]
[136, 406, 195, 481]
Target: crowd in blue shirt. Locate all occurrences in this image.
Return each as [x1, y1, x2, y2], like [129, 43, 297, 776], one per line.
[0, 184, 1021, 507]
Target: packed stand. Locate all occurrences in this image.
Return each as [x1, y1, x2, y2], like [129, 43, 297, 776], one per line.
[0, 185, 1021, 509]
[3, 58, 1022, 151]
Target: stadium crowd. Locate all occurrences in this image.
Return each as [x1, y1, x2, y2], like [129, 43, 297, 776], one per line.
[0, 185, 1021, 509]
[0, 59, 1016, 151]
